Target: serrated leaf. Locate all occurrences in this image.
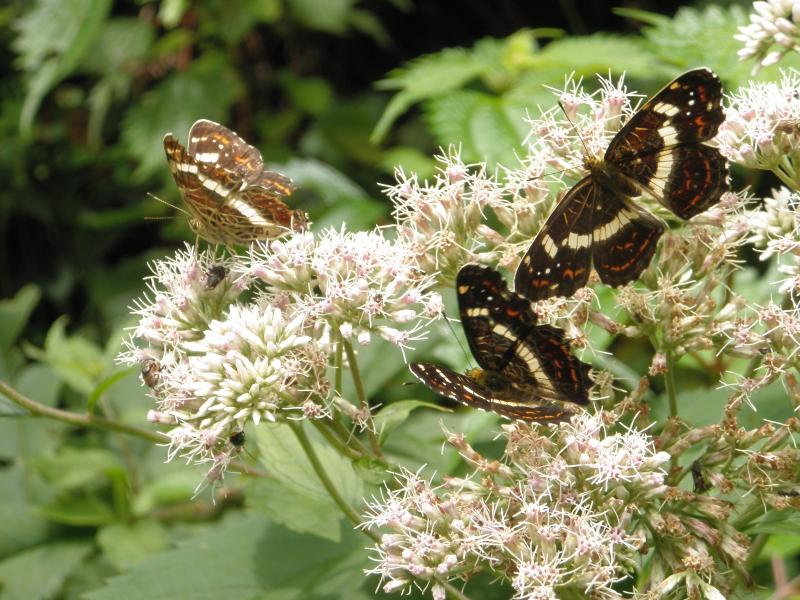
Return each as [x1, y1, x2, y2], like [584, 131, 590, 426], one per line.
[121, 52, 244, 180]
[375, 399, 448, 443]
[533, 34, 662, 79]
[424, 91, 528, 167]
[0, 541, 92, 600]
[34, 448, 126, 491]
[96, 520, 170, 570]
[0, 284, 40, 352]
[84, 513, 370, 600]
[24, 316, 105, 395]
[13, 0, 112, 132]
[248, 423, 363, 542]
[372, 47, 485, 142]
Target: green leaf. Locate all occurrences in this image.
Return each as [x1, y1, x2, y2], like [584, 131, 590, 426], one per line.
[38, 494, 116, 526]
[532, 34, 662, 79]
[375, 399, 449, 443]
[121, 52, 244, 179]
[424, 91, 528, 167]
[279, 74, 333, 117]
[287, 0, 356, 34]
[372, 47, 485, 142]
[0, 467, 51, 560]
[84, 513, 370, 600]
[34, 448, 126, 492]
[0, 284, 40, 352]
[13, 0, 112, 132]
[96, 520, 170, 570]
[378, 146, 437, 179]
[248, 423, 363, 542]
[24, 316, 105, 395]
[0, 541, 92, 600]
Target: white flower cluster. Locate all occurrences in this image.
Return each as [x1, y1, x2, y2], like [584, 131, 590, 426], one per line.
[736, 0, 800, 71]
[363, 413, 670, 600]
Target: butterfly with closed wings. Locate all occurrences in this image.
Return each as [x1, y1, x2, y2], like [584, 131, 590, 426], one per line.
[515, 68, 728, 301]
[410, 264, 592, 423]
[164, 119, 307, 246]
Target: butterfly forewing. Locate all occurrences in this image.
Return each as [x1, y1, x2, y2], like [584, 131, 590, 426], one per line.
[163, 120, 304, 246]
[410, 265, 591, 423]
[515, 68, 728, 301]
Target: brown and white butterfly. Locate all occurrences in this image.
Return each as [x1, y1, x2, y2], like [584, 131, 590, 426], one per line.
[515, 68, 728, 301]
[163, 119, 307, 246]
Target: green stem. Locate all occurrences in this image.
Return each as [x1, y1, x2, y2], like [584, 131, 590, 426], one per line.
[312, 420, 364, 460]
[342, 340, 383, 458]
[0, 380, 264, 478]
[1, 379, 164, 442]
[288, 420, 380, 542]
[441, 580, 472, 600]
[733, 497, 768, 530]
[744, 533, 768, 570]
[664, 350, 678, 419]
[335, 336, 343, 396]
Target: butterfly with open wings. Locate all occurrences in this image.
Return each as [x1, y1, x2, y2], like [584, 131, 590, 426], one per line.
[515, 68, 728, 301]
[164, 119, 307, 246]
[410, 264, 592, 423]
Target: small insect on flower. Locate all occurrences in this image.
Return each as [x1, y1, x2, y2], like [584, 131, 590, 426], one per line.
[140, 359, 160, 389]
[410, 264, 592, 422]
[204, 264, 227, 290]
[229, 430, 246, 448]
[163, 119, 307, 246]
[515, 68, 728, 301]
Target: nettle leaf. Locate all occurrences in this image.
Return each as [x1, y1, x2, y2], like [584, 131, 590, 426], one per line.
[121, 52, 244, 180]
[247, 423, 363, 542]
[12, 0, 112, 132]
[372, 47, 485, 142]
[423, 90, 529, 167]
[24, 316, 105, 395]
[0, 284, 40, 353]
[0, 541, 92, 600]
[96, 520, 170, 571]
[375, 399, 448, 444]
[533, 34, 662, 79]
[287, 0, 356, 35]
[84, 513, 370, 600]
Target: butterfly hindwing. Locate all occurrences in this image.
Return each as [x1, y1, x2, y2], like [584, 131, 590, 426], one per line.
[408, 363, 573, 423]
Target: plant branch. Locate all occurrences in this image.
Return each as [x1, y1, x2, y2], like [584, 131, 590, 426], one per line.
[288, 420, 379, 542]
[343, 340, 383, 458]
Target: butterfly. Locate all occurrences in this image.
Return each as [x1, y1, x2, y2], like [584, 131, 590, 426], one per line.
[515, 68, 728, 301]
[409, 264, 592, 422]
[163, 119, 307, 246]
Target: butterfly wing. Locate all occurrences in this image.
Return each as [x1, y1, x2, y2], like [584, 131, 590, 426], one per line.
[457, 264, 538, 373]
[590, 192, 664, 287]
[606, 68, 728, 219]
[408, 363, 573, 422]
[514, 178, 596, 301]
[187, 119, 265, 184]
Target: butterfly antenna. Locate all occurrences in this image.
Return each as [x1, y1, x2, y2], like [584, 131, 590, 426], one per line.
[443, 310, 477, 370]
[147, 191, 190, 217]
[558, 100, 592, 158]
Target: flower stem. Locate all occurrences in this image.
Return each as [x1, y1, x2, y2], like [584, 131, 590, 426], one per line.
[288, 420, 380, 542]
[0, 379, 164, 442]
[0, 380, 264, 478]
[342, 340, 383, 458]
[441, 580, 472, 600]
[312, 420, 364, 460]
[664, 350, 679, 419]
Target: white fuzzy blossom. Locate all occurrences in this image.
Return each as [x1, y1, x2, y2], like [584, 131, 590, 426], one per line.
[736, 0, 800, 71]
[243, 227, 443, 351]
[718, 70, 800, 189]
[362, 413, 672, 599]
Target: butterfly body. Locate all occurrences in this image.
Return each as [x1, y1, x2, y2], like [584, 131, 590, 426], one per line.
[164, 120, 306, 246]
[410, 265, 591, 423]
[516, 68, 728, 301]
